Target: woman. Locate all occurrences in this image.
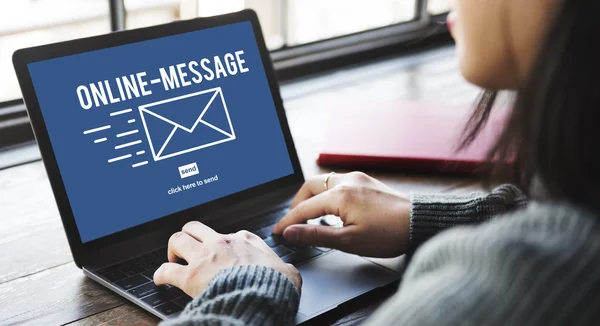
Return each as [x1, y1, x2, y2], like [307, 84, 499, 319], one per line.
[155, 0, 600, 324]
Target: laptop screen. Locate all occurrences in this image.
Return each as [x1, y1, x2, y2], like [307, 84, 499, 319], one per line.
[26, 21, 295, 243]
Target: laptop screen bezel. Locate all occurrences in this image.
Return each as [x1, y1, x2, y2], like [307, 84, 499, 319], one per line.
[12, 10, 304, 266]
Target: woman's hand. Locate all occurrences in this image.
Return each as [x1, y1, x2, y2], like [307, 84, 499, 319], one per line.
[272, 172, 411, 258]
[154, 221, 302, 297]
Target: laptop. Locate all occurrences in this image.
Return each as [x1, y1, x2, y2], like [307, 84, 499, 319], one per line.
[12, 10, 403, 324]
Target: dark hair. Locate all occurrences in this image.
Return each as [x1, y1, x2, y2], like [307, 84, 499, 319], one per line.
[461, 0, 600, 212]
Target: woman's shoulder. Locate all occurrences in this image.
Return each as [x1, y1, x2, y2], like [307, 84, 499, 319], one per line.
[375, 203, 600, 326]
[491, 201, 600, 239]
[397, 202, 600, 324]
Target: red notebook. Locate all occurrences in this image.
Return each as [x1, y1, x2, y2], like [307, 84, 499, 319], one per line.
[317, 101, 507, 174]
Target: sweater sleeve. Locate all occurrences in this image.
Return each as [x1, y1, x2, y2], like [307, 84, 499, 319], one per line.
[364, 203, 600, 326]
[409, 183, 527, 253]
[162, 265, 299, 326]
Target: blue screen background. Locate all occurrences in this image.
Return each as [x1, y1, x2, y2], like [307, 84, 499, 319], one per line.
[27, 21, 294, 242]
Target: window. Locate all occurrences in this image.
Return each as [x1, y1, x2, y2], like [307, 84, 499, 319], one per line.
[428, 0, 451, 15]
[123, 0, 429, 50]
[1, 0, 450, 104]
[0, 0, 110, 103]
[124, 0, 286, 50]
[285, 0, 417, 46]
[0, 0, 449, 155]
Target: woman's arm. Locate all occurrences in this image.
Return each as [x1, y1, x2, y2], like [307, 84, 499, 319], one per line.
[409, 184, 527, 253]
[152, 223, 302, 326]
[162, 185, 528, 326]
[160, 178, 527, 326]
[364, 203, 600, 325]
[274, 173, 527, 258]
[162, 265, 299, 326]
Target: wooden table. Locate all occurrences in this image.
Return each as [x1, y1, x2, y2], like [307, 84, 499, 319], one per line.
[0, 45, 483, 325]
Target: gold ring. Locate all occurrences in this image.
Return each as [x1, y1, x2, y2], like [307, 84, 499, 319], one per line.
[324, 172, 335, 191]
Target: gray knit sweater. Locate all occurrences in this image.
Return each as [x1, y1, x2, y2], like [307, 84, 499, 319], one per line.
[165, 185, 600, 325]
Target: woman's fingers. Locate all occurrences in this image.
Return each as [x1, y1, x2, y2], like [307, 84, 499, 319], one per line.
[290, 173, 341, 208]
[153, 262, 187, 287]
[182, 221, 219, 243]
[167, 231, 203, 263]
[273, 190, 341, 233]
[282, 224, 355, 250]
[289, 176, 321, 209]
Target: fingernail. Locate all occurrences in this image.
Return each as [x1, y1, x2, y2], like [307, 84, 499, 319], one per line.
[284, 226, 299, 242]
[153, 266, 162, 282]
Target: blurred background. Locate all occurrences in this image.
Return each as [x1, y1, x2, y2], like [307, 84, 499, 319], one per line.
[0, 0, 449, 103]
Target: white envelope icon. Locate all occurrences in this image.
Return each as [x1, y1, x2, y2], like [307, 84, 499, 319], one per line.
[139, 87, 236, 161]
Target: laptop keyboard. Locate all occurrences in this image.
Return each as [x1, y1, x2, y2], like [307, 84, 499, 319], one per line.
[96, 208, 330, 316]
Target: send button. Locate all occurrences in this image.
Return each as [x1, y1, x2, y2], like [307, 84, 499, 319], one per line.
[179, 162, 199, 179]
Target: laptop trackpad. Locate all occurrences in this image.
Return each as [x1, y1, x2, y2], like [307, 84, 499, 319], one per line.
[296, 250, 399, 318]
